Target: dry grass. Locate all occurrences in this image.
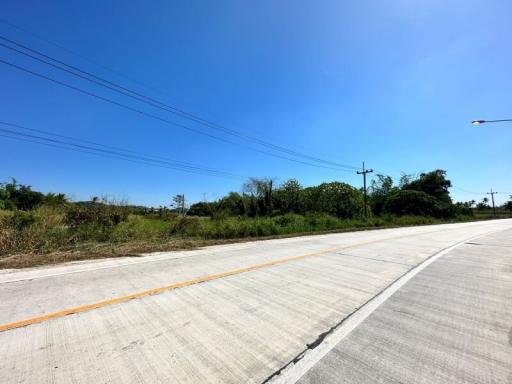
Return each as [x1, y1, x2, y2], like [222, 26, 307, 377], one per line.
[0, 216, 494, 269]
[0, 239, 197, 269]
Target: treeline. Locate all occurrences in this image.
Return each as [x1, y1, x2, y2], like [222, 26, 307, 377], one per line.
[188, 170, 485, 218]
[2, 171, 510, 220]
[0, 179, 67, 210]
[1, 172, 511, 264]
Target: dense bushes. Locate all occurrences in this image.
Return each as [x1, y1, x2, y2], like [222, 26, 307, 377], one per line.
[65, 203, 128, 229]
[188, 180, 365, 219]
[303, 182, 363, 218]
[2, 170, 502, 260]
[188, 170, 467, 221]
[384, 190, 440, 216]
[371, 170, 466, 219]
[0, 179, 66, 210]
[2, 205, 479, 256]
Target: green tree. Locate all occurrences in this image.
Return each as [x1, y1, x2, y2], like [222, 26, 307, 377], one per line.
[402, 169, 452, 203]
[44, 193, 68, 207]
[503, 196, 512, 214]
[274, 179, 303, 214]
[384, 190, 440, 217]
[242, 178, 274, 216]
[476, 197, 490, 210]
[0, 179, 44, 210]
[187, 201, 215, 216]
[369, 174, 395, 216]
[218, 192, 245, 216]
[304, 182, 364, 218]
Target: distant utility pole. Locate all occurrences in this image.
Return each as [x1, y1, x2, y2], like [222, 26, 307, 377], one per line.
[172, 194, 186, 215]
[357, 162, 373, 217]
[487, 189, 498, 217]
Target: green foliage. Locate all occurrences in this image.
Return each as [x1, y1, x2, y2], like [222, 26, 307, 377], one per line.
[402, 169, 452, 204]
[170, 216, 202, 236]
[384, 190, 446, 217]
[1, 171, 506, 259]
[110, 217, 172, 242]
[43, 193, 68, 208]
[8, 210, 36, 229]
[243, 178, 274, 216]
[303, 182, 364, 218]
[504, 199, 512, 213]
[369, 174, 396, 216]
[0, 179, 68, 210]
[369, 170, 457, 217]
[274, 179, 303, 214]
[65, 202, 128, 229]
[0, 179, 44, 210]
[218, 192, 246, 216]
[476, 197, 490, 210]
[454, 201, 474, 216]
[187, 201, 215, 216]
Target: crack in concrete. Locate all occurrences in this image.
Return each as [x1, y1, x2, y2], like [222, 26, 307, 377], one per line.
[261, 265, 415, 383]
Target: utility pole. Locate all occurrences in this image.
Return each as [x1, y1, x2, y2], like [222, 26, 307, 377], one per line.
[357, 162, 373, 217]
[487, 189, 498, 217]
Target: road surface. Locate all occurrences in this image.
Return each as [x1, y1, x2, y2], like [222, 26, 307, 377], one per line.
[0, 220, 511, 383]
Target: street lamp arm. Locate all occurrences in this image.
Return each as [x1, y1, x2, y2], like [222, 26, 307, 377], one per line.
[472, 119, 512, 125]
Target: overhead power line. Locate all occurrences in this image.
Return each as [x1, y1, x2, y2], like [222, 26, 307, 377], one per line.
[0, 120, 228, 170]
[0, 18, 175, 100]
[0, 57, 354, 173]
[0, 131, 245, 179]
[451, 186, 486, 195]
[0, 122, 246, 180]
[0, 34, 359, 171]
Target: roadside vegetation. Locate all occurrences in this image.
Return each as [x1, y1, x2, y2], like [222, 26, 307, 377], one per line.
[1, 171, 510, 268]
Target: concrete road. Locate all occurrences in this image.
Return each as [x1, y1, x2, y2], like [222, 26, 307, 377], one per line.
[0, 220, 511, 383]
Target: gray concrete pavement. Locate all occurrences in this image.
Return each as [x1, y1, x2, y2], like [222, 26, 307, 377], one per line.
[0, 220, 511, 383]
[290, 228, 512, 384]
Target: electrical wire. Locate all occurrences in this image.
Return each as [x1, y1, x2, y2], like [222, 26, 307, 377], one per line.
[0, 125, 245, 180]
[0, 34, 359, 171]
[0, 58, 354, 172]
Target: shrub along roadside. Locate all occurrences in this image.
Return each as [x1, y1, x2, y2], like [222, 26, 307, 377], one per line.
[1, 172, 510, 269]
[0, 209, 483, 267]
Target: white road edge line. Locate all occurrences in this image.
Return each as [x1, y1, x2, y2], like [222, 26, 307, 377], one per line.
[268, 230, 498, 384]
[0, 252, 207, 285]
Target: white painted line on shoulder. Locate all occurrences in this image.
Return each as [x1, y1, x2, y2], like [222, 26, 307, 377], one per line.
[268, 229, 499, 384]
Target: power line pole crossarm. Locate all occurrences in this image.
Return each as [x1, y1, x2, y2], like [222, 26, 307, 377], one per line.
[357, 162, 373, 217]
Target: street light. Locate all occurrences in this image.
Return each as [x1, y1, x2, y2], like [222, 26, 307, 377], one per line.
[472, 119, 512, 125]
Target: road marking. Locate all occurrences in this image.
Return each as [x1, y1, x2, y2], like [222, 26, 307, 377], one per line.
[3, 222, 491, 333]
[0, 230, 443, 333]
[267, 231, 497, 384]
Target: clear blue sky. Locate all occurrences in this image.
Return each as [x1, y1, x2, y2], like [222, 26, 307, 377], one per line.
[1, 0, 511, 206]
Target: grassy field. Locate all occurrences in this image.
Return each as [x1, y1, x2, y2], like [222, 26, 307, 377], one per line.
[1, 205, 507, 269]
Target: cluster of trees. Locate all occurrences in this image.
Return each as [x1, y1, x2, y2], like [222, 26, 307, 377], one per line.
[0, 179, 67, 210]
[188, 170, 484, 219]
[188, 178, 364, 218]
[2, 172, 510, 220]
[368, 170, 462, 218]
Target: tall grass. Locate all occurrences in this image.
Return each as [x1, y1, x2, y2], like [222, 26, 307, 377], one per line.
[0, 205, 497, 259]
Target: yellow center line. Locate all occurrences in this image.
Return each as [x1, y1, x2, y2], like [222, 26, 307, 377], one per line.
[0, 230, 441, 333]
